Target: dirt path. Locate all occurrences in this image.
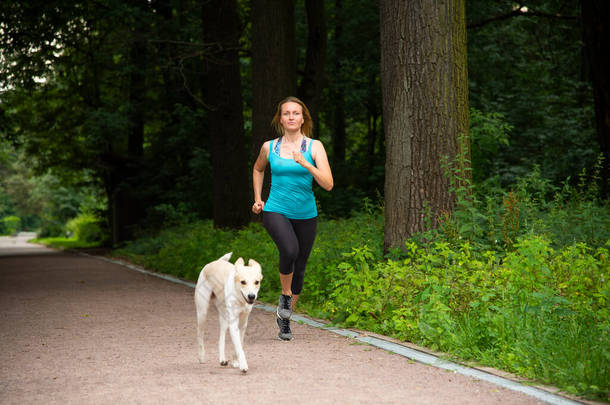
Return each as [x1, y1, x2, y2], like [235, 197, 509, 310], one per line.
[0, 237, 550, 404]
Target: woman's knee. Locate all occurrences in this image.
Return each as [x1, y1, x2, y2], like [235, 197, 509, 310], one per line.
[279, 245, 299, 272]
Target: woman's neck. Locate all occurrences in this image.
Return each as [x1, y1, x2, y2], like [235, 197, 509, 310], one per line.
[283, 130, 303, 142]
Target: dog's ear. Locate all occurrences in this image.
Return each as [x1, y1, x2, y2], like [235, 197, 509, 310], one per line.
[235, 257, 244, 267]
[247, 259, 260, 269]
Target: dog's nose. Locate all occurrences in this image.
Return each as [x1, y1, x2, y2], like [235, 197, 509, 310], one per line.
[248, 293, 256, 301]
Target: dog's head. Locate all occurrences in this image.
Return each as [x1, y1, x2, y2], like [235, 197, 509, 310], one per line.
[233, 258, 263, 305]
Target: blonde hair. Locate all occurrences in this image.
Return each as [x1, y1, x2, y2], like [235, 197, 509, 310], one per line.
[271, 96, 313, 137]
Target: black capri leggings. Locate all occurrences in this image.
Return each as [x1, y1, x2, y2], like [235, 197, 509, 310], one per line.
[262, 211, 318, 295]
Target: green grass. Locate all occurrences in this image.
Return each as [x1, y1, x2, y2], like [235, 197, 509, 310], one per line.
[30, 236, 102, 250]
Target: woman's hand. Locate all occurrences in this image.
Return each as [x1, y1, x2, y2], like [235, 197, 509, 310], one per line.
[292, 151, 310, 168]
[252, 200, 265, 214]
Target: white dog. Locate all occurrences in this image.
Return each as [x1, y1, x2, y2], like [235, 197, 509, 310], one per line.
[195, 252, 262, 373]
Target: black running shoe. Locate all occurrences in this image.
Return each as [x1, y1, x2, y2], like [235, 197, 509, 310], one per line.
[277, 294, 292, 320]
[276, 316, 293, 341]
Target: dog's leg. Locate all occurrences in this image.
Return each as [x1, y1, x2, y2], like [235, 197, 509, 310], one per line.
[228, 319, 248, 373]
[218, 312, 229, 366]
[239, 311, 249, 348]
[195, 280, 213, 363]
[229, 312, 249, 368]
[228, 312, 247, 368]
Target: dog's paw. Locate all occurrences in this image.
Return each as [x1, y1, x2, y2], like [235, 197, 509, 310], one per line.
[241, 367, 248, 373]
[198, 355, 205, 364]
[220, 360, 229, 366]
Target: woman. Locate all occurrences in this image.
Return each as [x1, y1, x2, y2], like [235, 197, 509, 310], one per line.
[252, 96, 333, 340]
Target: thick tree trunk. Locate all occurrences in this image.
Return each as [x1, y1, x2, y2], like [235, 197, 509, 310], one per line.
[251, 0, 296, 204]
[380, 0, 469, 251]
[297, 0, 327, 136]
[582, 0, 610, 198]
[111, 12, 149, 245]
[202, 0, 250, 229]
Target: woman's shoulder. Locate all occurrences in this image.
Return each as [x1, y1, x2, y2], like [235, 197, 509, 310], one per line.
[262, 138, 278, 150]
[310, 138, 325, 151]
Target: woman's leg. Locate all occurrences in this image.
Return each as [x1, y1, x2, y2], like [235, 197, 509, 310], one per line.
[262, 212, 300, 296]
[262, 211, 298, 327]
[289, 217, 318, 308]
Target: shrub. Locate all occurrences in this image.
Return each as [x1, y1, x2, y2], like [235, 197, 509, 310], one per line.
[66, 213, 105, 243]
[1, 215, 21, 235]
[38, 219, 65, 238]
[112, 166, 609, 400]
[326, 236, 609, 399]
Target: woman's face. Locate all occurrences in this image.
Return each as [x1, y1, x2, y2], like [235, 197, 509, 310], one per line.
[280, 101, 304, 132]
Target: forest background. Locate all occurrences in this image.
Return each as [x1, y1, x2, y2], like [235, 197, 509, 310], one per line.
[1, 0, 609, 401]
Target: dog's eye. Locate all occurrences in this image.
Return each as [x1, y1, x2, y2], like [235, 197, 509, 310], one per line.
[254, 280, 260, 285]
[241, 280, 246, 285]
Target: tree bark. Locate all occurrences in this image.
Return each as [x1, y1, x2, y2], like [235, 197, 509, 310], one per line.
[380, 0, 469, 251]
[297, 0, 327, 136]
[251, 0, 296, 205]
[202, 0, 250, 229]
[582, 0, 610, 198]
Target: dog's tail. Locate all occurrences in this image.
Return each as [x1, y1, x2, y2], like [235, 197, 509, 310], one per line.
[219, 252, 232, 262]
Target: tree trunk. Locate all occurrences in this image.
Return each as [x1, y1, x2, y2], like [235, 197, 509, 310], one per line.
[297, 0, 327, 136]
[202, 0, 250, 229]
[251, 0, 296, 204]
[582, 0, 610, 198]
[111, 7, 149, 245]
[380, 0, 469, 251]
[332, 0, 346, 166]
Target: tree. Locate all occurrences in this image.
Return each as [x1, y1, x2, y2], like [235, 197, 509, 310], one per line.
[251, 0, 297, 160]
[316, 0, 382, 217]
[582, 0, 610, 198]
[466, 1, 595, 187]
[0, 0, 213, 242]
[330, 0, 347, 166]
[380, 0, 469, 251]
[202, 0, 250, 228]
[297, 0, 327, 135]
[250, 0, 297, 205]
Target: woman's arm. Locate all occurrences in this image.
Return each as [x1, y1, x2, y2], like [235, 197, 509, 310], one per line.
[252, 141, 270, 214]
[292, 140, 334, 191]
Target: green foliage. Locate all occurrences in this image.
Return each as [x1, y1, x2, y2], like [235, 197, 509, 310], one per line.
[0, 141, 105, 238]
[66, 213, 105, 243]
[439, 151, 610, 252]
[1, 215, 21, 235]
[31, 236, 101, 250]
[469, 107, 511, 184]
[327, 236, 608, 399]
[467, 0, 597, 185]
[115, 208, 384, 308]
[114, 166, 609, 400]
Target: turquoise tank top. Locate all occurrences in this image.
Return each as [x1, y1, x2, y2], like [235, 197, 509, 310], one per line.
[264, 137, 318, 219]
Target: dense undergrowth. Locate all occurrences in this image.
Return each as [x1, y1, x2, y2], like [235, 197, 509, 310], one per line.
[112, 167, 609, 401]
